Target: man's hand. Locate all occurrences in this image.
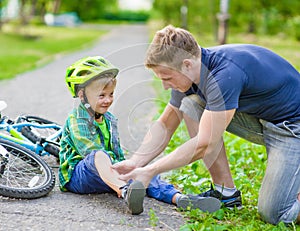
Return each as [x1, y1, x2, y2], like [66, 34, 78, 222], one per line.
[111, 159, 137, 174]
[118, 166, 153, 188]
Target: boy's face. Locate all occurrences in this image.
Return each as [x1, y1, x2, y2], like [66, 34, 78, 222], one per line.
[80, 78, 115, 115]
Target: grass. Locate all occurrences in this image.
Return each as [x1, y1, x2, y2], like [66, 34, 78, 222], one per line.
[0, 24, 106, 80]
[151, 31, 300, 230]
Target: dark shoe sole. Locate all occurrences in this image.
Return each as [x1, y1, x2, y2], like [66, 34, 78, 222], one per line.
[127, 181, 146, 215]
[178, 196, 221, 213]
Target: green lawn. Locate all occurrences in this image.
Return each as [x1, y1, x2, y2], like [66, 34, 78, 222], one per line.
[152, 31, 300, 230]
[0, 24, 106, 80]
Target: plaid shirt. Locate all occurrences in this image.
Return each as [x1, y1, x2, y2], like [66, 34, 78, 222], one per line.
[58, 103, 125, 191]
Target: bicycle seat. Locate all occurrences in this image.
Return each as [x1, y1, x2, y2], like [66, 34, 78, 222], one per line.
[0, 101, 7, 111]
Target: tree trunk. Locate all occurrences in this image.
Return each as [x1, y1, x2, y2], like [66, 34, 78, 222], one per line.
[53, 0, 61, 14]
[19, 0, 28, 25]
[30, 0, 38, 18]
[217, 0, 230, 44]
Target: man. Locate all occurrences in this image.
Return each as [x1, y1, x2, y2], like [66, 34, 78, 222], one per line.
[113, 25, 300, 224]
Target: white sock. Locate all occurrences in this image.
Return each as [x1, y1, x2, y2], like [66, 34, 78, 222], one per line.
[215, 184, 237, 197]
[175, 194, 183, 205]
[121, 188, 126, 198]
[120, 185, 128, 199]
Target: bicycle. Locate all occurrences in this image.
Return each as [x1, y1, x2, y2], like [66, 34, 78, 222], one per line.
[16, 115, 61, 159]
[0, 101, 62, 199]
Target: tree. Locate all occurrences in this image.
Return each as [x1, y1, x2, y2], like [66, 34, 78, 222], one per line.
[59, 0, 118, 21]
[153, 0, 182, 25]
[217, 0, 230, 44]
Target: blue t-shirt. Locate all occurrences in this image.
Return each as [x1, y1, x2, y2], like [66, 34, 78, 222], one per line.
[170, 44, 300, 123]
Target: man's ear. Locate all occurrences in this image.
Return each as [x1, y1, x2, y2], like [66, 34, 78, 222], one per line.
[182, 59, 192, 71]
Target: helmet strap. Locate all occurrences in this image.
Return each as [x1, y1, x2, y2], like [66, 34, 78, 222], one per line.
[82, 91, 103, 120]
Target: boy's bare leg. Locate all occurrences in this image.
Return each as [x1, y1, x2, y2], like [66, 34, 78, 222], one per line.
[95, 151, 146, 215]
[94, 151, 127, 197]
[183, 114, 235, 188]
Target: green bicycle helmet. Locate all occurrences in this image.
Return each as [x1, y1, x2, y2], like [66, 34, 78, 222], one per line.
[65, 56, 119, 97]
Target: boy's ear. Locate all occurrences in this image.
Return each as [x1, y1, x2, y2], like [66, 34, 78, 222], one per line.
[77, 89, 84, 101]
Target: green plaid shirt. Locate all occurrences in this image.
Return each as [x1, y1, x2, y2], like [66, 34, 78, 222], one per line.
[58, 103, 125, 191]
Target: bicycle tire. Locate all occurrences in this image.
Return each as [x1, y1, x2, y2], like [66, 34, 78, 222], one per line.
[0, 139, 55, 199]
[19, 115, 61, 159]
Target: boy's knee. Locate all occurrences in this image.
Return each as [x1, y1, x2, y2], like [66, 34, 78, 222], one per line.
[94, 151, 112, 164]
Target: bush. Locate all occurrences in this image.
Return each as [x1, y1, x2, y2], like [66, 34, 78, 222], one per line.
[287, 16, 300, 41]
[103, 10, 150, 22]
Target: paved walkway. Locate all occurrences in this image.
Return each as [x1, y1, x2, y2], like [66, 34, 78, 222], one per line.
[0, 24, 185, 230]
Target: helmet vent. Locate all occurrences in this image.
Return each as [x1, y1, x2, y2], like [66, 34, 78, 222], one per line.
[77, 70, 92, 76]
[98, 58, 107, 64]
[67, 69, 75, 77]
[85, 61, 99, 67]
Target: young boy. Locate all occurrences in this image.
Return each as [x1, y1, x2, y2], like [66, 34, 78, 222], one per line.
[58, 56, 221, 215]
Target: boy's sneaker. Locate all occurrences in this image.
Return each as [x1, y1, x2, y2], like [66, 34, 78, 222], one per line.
[198, 184, 242, 209]
[177, 195, 221, 213]
[121, 181, 146, 215]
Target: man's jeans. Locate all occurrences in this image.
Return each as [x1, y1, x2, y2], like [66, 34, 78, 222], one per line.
[180, 94, 300, 224]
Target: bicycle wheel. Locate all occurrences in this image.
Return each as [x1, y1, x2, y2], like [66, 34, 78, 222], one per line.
[18, 115, 61, 158]
[0, 139, 55, 199]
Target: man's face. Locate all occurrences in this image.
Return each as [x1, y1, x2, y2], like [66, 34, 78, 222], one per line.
[152, 65, 193, 92]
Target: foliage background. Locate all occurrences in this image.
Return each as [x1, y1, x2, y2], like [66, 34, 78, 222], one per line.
[152, 0, 300, 41]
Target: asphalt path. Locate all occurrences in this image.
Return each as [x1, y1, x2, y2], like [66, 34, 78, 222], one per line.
[0, 24, 185, 230]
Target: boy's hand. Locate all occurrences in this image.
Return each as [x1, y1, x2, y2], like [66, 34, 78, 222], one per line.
[112, 159, 137, 174]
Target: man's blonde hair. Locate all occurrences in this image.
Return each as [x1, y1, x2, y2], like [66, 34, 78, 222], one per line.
[145, 25, 200, 71]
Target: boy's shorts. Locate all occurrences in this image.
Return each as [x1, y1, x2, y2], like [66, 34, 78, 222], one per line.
[65, 151, 179, 205]
[65, 150, 114, 194]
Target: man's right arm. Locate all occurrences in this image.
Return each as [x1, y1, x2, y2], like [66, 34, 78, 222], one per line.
[132, 103, 182, 167]
[112, 103, 182, 172]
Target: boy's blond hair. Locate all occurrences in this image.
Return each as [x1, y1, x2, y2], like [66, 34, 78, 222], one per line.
[76, 74, 117, 96]
[145, 25, 200, 71]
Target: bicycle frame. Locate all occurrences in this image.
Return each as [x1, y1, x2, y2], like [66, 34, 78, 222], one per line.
[0, 101, 62, 156]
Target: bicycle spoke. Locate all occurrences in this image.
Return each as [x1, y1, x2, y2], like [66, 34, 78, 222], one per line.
[0, 150, 47, 189]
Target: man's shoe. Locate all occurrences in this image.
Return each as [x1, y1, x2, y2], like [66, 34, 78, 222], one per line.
[122, 181, 146, 215]
[198, 184, 242, 209]
[177, 195, 221, 213]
